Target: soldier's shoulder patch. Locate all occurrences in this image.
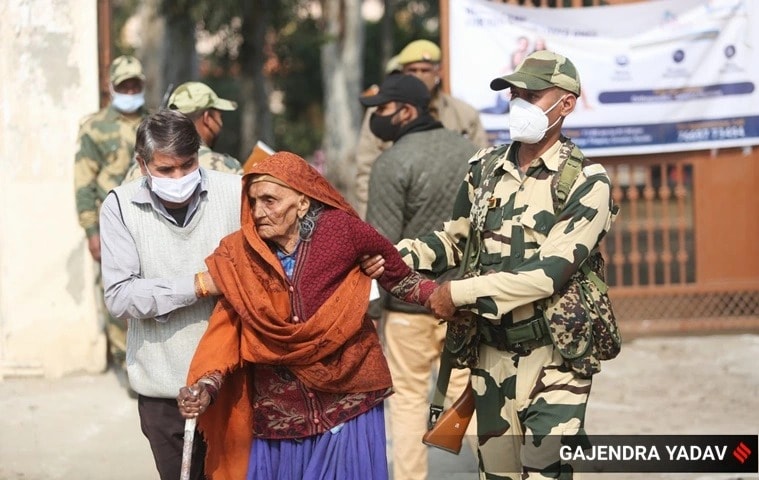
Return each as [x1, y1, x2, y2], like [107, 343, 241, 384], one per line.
[583, 163, 607, 178]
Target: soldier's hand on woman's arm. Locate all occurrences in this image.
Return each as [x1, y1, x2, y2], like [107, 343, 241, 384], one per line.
[425, 282, 457, 321]
[359, 254, 385, 279]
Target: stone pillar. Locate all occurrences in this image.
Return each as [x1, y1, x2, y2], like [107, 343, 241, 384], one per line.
[0, 1, 107, 378]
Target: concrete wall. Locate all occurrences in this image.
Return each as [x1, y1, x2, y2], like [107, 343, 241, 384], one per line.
[0, 1, 106, 378]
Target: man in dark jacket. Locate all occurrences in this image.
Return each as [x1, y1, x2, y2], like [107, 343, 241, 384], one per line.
[354, 39, 489, 219]
[361, 74, 480, 480]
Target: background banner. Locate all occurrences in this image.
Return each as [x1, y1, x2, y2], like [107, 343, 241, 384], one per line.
[448, 0, 759, 156]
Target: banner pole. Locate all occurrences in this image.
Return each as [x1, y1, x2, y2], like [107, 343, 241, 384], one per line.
[439, 0, 451, 94]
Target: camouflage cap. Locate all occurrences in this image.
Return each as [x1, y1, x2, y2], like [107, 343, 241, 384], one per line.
[168, 82, 238, 114]
[110, 55, 145, 86]
[396, 39, 441, 65]
[490, 50, 581, 96]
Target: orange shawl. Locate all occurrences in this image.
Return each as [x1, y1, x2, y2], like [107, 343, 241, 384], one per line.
[187, 152, 391, 479]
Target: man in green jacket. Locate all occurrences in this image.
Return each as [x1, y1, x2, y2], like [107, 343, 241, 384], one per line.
[353, 39, 489, 219]
[362, 73, 479, 480]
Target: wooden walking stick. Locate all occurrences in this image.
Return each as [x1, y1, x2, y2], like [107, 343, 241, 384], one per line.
[180, 387, 200, 480]
[180, 417, 197, 480]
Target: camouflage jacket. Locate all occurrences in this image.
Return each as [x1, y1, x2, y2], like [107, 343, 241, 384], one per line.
[121, 142, 242, 183]
[196, 143, 242, 175]
[397, 138, 616, 327]
[353, 91, 489, 219]
[74, 105, 147, 237]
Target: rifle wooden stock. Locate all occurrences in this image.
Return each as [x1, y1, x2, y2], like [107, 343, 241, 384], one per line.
[422, 383, 475, 454]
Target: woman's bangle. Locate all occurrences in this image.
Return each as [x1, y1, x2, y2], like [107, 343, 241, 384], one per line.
[198, 375, 222, 403]
[195, 272, 209, 298]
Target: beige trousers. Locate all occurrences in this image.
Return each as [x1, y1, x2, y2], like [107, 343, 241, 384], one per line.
[384, 310, 477, 480]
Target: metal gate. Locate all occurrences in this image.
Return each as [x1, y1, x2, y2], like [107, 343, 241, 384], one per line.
[598, 149, 759, 336]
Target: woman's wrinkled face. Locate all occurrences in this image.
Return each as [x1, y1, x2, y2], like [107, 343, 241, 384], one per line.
[247, 181, 310, 251]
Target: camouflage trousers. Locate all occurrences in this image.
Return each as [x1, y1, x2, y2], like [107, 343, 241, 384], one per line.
[94, 264, 127, 367]
[472, 343, 591, 479]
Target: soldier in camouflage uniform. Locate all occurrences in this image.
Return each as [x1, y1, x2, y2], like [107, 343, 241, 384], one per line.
[74, 55, 149, 368]
[362, 51, 617, 479]
[122, 81, 241, 182]
[353, 39, 489, 219]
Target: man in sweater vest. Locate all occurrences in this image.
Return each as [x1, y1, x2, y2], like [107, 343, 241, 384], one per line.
[99, 109, 242, 480]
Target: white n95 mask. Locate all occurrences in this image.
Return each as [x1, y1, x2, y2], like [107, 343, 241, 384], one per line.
[148, 168, 201, 203]
[508, 96, 565, 144]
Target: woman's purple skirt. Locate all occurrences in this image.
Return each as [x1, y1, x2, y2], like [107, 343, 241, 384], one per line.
[246, 403, 388, 480]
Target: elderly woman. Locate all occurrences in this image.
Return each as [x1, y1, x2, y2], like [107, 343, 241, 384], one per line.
[177, 151, 438, 480]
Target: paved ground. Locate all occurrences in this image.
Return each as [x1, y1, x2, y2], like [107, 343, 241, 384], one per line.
[1, 333, 757, 480]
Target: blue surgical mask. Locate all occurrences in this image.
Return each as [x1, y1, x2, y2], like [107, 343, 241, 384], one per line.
[111, 90, 145, 114]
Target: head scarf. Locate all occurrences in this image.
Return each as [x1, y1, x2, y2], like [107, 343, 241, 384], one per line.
[242, 151, 358, 222]
[237, 152, 360, 273]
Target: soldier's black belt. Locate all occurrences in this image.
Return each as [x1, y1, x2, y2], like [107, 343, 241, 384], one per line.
[477, 316, 552, 352]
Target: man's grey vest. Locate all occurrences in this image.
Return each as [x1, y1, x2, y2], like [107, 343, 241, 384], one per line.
[112, 170, 241, 397]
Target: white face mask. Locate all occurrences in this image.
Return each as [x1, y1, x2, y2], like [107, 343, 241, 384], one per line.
[147, 167, 201, 203]
[111, 90, 145, 113]
[508, 96, 565, 144]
